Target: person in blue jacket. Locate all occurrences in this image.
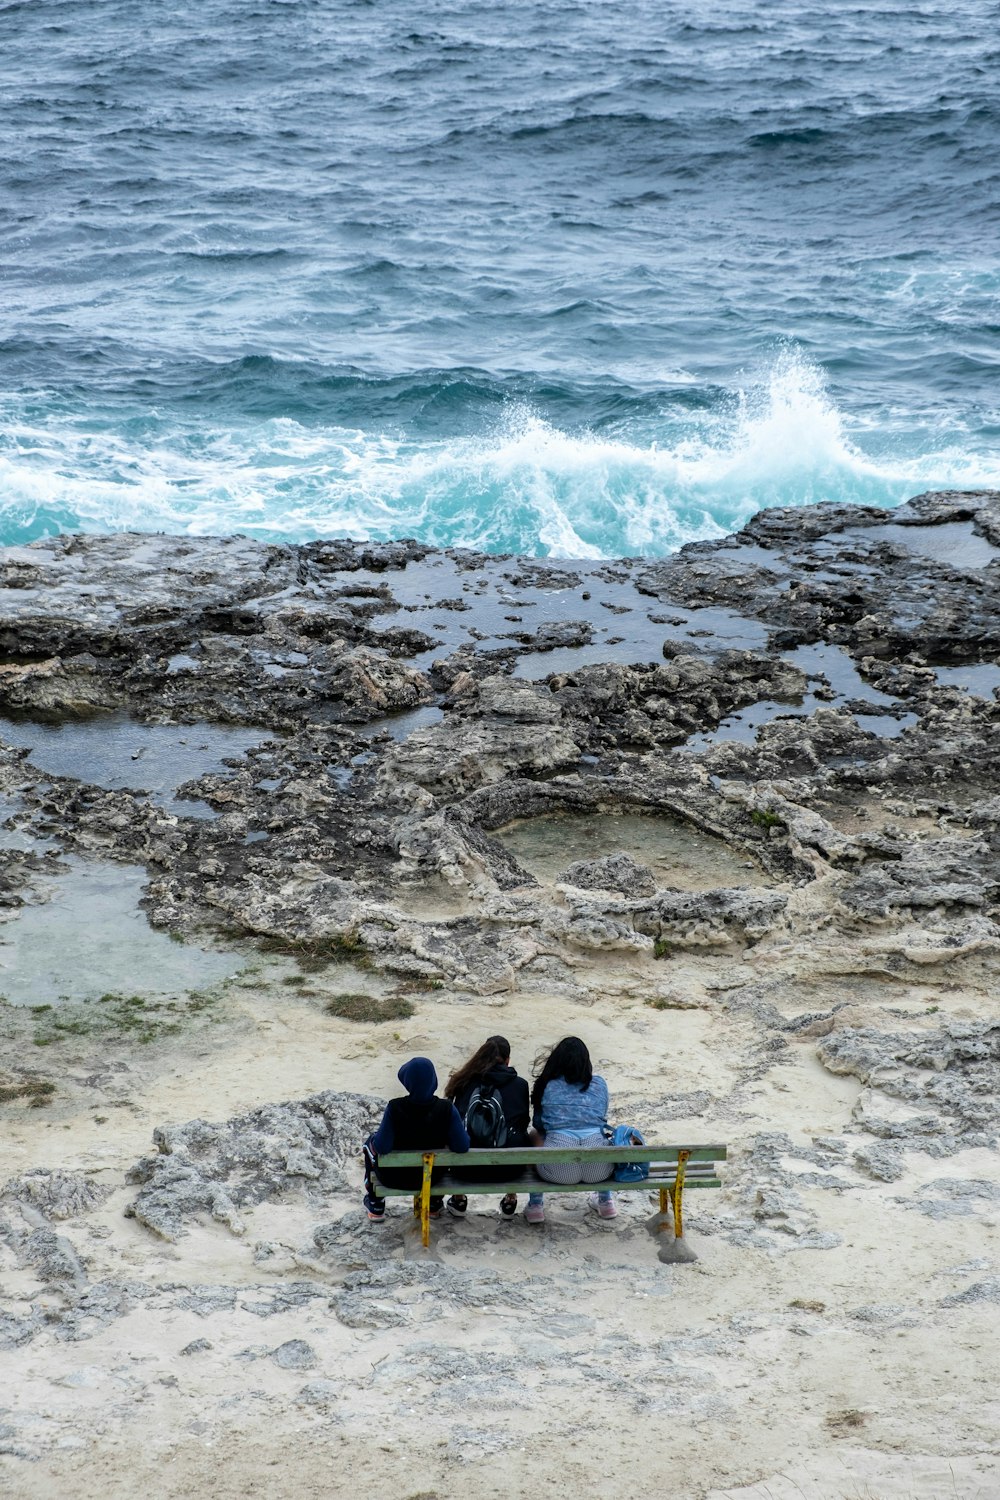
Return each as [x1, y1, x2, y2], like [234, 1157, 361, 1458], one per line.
[525, 1036, 615, 1224]
[363, 1056, 470, 1221]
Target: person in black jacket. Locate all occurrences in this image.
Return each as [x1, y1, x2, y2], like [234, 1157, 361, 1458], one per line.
[442, 1034, 531, 1220]
[363, 1056, 470, 1222]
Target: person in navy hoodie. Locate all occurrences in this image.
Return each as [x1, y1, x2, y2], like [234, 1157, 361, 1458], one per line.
[363, 1056, 470, 1221]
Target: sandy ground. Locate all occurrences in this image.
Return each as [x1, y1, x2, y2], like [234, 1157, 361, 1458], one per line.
[3, 946, 1000, 1500]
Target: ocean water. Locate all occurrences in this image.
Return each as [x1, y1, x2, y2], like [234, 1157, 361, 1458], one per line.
[1, 0, 998, 559]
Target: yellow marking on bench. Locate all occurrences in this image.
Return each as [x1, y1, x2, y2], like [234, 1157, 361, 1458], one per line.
[420, 1152, 434, 1248]
[673, 1148, 688, 1238]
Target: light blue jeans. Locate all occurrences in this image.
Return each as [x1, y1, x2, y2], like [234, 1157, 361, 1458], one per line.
[528, 1128, 614, 1206]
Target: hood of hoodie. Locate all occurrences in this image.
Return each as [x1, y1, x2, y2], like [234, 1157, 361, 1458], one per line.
[484, 1063, 518, 1088]
[397, 1056, 438, 1101]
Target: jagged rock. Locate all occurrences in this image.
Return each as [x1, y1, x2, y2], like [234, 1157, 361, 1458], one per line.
[383, 718, 582, 798]
[917, 1178, 1000, 1205]
[2, 1170, 112, 1221]
[239, 1284, 328, 1317]
[271, 1339, 317, 1370]
[396, 807, 536, 890]
[633, 887, 790, 947]
[558, 853, 657, 896]
[0, 1203, 89, 1290]
[517, 619, 593, 652]
[125, 1091, 382, 1242]
[818, 1023, 1000, 1146]
[20, 1227, 88, 1287]
[851, 1144, 904, 1182]
[0, 1310, 41, 1350]
[2, 494, 1000, 989]
[941, 1278, 1000, 1306]
[473, 675, 564, 722]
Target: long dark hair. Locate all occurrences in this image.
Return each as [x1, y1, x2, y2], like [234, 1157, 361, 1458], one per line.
[444, 1035, 511, 1102]
[530, 1036, 593, 1116]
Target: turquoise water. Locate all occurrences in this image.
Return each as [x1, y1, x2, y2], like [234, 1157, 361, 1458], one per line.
[1, 0, 998, 557]
[0, 856, 240, 1006]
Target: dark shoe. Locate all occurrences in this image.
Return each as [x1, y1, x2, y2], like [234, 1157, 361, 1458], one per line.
[447, 1195, 468, 1218]
[500, 1194, 517, 1218]
[364, 1193, 385, 1221]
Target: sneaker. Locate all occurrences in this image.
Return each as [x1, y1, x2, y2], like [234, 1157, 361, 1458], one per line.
[588, 1192, 618, 1219]
[524, 1202, 545, 1225]
[500, 1194, 517, 1218]
[364, 1194, 385, 1222]
[446, 1195, 468, 1218]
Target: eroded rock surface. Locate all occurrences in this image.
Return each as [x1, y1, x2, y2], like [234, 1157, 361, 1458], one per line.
[124, 1091, 381, 1241]
[1, 492, 998, 996]
[3, 494, 1000, 1496]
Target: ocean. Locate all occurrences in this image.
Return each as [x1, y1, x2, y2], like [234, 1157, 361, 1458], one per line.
[1, 0, 998, 558]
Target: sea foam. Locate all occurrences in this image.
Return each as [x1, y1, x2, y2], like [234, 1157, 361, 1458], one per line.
[0, 354, 993, 557]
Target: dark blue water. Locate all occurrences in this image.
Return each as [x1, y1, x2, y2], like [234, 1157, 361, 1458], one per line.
[2, 0, 998, 556]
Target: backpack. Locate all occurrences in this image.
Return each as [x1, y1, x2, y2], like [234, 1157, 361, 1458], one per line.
[608, 1123, 649, 1182]
[464, 1083, 508, 1149]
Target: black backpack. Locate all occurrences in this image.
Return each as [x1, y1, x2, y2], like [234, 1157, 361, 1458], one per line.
[464, 1083, 508, 1149]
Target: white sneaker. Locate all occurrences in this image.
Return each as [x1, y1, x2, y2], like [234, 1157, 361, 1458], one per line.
[588, 1192, 618, 1219]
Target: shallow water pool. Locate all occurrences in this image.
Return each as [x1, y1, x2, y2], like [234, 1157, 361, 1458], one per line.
[0, 856, 241, 1006]
[495, 811, 769, 890]
[0, 714, 271, 819]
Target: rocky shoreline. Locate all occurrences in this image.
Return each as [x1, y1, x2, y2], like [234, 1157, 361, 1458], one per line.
[2, 491, 1000, 1498]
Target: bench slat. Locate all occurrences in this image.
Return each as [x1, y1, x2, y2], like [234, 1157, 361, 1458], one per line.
[376, 1144, 727, 1169]
[373, 1174, 723, 1197]
[374, 1164, 719, 1184]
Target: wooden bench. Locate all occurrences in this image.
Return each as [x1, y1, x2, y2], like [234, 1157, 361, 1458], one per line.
[371, 1143, 727, 1254]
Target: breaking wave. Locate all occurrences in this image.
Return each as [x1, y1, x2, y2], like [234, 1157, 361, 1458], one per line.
[0, 353, 992, 558]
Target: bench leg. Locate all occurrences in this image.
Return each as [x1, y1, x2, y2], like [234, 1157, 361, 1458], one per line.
[420, 1152, 435, 1249]
[659, 1149, 697, 1264]
[672, 1149, 688, 1239]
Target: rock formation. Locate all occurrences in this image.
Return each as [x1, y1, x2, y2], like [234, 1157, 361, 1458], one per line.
[2, 492, 1000, 1497]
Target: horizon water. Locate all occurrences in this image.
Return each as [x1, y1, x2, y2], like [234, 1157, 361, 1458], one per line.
[2, 0, 998, 560]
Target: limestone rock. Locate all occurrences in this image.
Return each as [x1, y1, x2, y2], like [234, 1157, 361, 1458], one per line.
[2, 1170, 112, 1222]
[270, 1339, 317, 1370]
[3, 493, 1000, 994]
[819, 1022, 1000, 1146]
[125, 1091, 382, 1242]
[558, 852, 657, 896]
